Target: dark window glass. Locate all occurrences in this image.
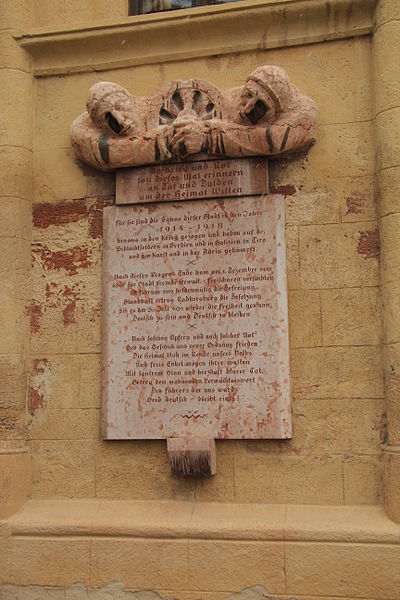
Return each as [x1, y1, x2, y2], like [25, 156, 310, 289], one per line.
[129, 0, 244, 15]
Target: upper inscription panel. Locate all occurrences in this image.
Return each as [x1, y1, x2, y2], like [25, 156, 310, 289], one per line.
[116, 158, 268, 204]
[71, 65, 317, 171]
[102, 194, 291, 440]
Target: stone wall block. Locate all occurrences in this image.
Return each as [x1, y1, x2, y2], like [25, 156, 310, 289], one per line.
[194, 451, 235, 502]
[285, 189, 340, 226]
[0, 197, 32, 241]
[0, 524, 12, 583]
[375, 108, 400, 173]
[291, 346, 383, 400]
[320, 287, 381, 346]
[10, 537, 90, 586]
[0, 32, 30, 72]
[381, 280, 400, 345]
[286, 540, 400, 598]
[0, 297, 29, 355]
[0, 0, 32, 29]
[374, 0, 400, 28]
[28, 408, 100, 441]
[376, 166, 400, 218]
[380, 213, 400, 284]
[307, 122, 374, 184]
[384, 343, 400, 445]
[383, 449, 400, 523]
[335, 175, 377, 223]
[373, 22, 400, 116]
[0, 355, 26, 412]
[188, 540, 285, 593]
[94, 441, 196, 502]
[234, 454, 344, 505]
[354, 38, 373, 122]
[29, 440, 97, 498]
[0, 450, 30, 518]
[288, 290, 322, 348]
[34, 149, 88, 203]
[343, 455, 382, 504]
[0, 70, 33, 150]
[90, 539, 188, 590]
[0, 147, 32, 201]
[285, 226, 300, 290]
[299, 223, 379, 289]
[291, 397, 385, 456]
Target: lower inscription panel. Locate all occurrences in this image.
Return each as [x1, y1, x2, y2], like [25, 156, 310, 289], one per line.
[102, 195, 291, 439]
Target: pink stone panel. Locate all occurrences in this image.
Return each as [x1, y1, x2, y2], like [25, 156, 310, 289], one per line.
[116, 158, 268, 204]
[102, 195, 291, 439]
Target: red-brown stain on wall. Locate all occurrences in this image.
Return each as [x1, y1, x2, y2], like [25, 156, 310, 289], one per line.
[28, 388, 45, 414]
[33, 198, 114, 239]
[30, 303, 43, 333]
[346, 191, 365, 215]
[270, 184, 296, 196]
[61, 285, 80, 325]
[38, 245, 92, 275]
[28, 359, 48, 415]
[33, 200, 87, 229]
[88, 199, 113, 238]
[357, 229, 380, 259]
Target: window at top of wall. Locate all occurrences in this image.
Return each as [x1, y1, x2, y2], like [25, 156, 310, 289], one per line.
[129, 0, 244, 15]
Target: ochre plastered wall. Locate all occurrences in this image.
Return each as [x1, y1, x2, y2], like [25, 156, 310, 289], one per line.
[28, 36, 383, 506]
[2, 0, 400, 598]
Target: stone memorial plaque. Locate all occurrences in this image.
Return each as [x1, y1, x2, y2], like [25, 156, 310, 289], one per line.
[102, 195, 291, 440]
[116, 158, 268, 205]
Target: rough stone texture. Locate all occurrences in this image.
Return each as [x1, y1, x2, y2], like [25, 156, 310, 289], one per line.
[71, 67, 317, 170]
[0, 0, 32, 519]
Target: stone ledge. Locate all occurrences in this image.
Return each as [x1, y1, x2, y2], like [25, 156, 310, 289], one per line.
[6, 500, 400, 543]
[15, 0, 377, 77]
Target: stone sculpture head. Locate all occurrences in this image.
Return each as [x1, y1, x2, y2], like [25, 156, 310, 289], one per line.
[86, 81, 137, 136]
[239, 65, 292, 125]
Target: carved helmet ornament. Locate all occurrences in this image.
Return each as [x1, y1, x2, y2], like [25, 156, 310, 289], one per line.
[71, 66, 318, 171]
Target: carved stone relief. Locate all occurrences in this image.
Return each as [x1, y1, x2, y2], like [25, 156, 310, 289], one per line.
[71, 66, 318, 170]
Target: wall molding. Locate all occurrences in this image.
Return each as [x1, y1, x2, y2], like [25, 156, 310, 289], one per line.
[16, 0, 377, 77]
[9, 499, 400, 542]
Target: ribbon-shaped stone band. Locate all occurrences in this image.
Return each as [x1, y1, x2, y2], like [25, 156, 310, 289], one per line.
[71, 65, 318, 170]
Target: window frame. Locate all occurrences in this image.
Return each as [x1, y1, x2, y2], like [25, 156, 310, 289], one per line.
[129, 0, 241, 16]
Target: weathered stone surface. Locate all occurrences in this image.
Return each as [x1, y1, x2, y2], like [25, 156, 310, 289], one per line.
[102, 195, 291, 440]
[71, 66, 317, 170]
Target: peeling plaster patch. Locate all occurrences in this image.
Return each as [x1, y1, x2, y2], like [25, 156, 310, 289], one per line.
[39, 282, 82, 327]
[29, 359, 49, 415]
[270, 184, 296, 196]
[28, 388, 45, 414]
[37, 245, 92, 275]
[33, 200, 87, 229]
[88, 198, 114, 239]
[62, 300, 77, 326]
[30, 302, 43, 333]
[357, 229, 380, 259]
[345, 191, 366, 215]
[33, 197, 114, 240]
[61, 285, 80, 326]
